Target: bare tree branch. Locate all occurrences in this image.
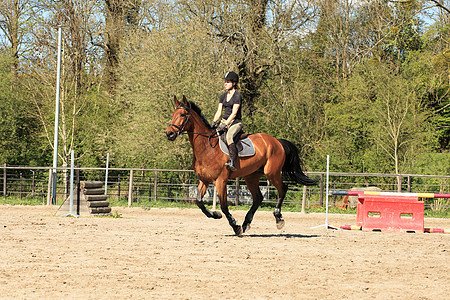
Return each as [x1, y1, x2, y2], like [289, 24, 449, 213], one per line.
[429, 0, 450, 14]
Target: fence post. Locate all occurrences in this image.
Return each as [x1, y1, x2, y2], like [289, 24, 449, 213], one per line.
[407, 176, 412, 192]
[148, 175, 152, 202]
[128, 169, 134, 206]
[301, 185, 307, 214]
[20, 173, 23, 201]
[31, 171, 35, 196]
[118, 174, 121, 198]
[168, 177, 172, 201]
[3, 164, 6, 200]
[76, 164, 80, 215]
[153, 170, 157, 202]
[235, 178, 240, 206]
[65, 167, 69, 202]
[47, 169, 52, 205]
[397, 175, 402, 192]
[319, 173, 324, 207]
[213, 186, 217, 210]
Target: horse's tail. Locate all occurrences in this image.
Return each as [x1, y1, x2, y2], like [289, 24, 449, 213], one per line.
[278, 139, 318, 186]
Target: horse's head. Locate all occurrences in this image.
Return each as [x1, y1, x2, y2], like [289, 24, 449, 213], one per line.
[166, 95, 192, 141]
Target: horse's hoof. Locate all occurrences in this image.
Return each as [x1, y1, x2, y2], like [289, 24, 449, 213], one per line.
[212, 211, 222, 219]
[276, 219, 285, 230]
[234, 225, 243, 237]
[243, 223, 251, 233]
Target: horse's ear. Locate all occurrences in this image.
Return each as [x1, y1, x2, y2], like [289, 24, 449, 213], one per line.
[174, 95, 180, 107]
[182, 95, 189, 107]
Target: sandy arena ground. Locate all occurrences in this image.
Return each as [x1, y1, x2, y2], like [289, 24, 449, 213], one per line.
[0, 205, 449, 299]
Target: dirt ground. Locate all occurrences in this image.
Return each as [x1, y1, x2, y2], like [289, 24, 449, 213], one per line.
[0, 205, 449, 299]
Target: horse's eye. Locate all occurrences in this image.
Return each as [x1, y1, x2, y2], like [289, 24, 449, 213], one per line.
[180, 113, 186, 117]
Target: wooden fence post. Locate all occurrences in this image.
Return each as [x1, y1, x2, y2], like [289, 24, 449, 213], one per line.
[153, 170, 157, 202]
[3, 164, 6, 200]
[235, 178, 240, 206]
[301, 185, 307, 214]
[19, 173, 23, 201]
[319, 174, 324, 207]
[47, 169, 52, 205]
[76, 164, 80, 215]
[31, 171, 36, 196]
[128, 169, 134, 206]
[118, 174, 121, 198]
[148, 174, 152, 202]
[168, 177, 172, 201]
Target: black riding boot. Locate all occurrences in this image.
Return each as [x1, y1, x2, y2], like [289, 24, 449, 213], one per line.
[225, 143, 238, 171]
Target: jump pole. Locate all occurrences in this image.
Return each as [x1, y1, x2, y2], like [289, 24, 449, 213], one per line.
[60, 150, 79, 218]
[330, 191, 450, 198]
[312, 155, 339, 230]
[51, 25, 62, 205]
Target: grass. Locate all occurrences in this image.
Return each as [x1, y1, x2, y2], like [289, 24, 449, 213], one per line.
[1, 196, 449, 218]
[0, 196, 47, 206]
[424, 210, 450, 218]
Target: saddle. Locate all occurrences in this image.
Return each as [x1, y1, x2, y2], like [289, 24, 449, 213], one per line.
[218, 130, 255, 157]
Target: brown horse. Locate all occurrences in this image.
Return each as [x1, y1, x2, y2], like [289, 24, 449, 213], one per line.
[166, 96, 317, 236]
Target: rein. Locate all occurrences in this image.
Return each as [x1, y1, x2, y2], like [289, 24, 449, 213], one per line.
[169, 105, 219, 147]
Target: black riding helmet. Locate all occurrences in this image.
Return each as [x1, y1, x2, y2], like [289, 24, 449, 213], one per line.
[224, 71, 239, 84]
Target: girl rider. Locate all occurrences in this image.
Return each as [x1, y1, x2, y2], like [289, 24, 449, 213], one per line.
[211, 71, 242, 171]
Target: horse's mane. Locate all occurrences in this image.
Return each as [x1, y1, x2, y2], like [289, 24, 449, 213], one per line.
[189, 101, 212, 130]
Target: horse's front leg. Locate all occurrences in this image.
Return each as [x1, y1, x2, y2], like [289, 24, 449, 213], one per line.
[216, 179, 242, 236]
[196, 180, 222, 219]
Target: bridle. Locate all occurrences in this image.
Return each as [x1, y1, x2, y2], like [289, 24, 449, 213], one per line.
[168, 105, 219, 147]
[168, 105, 191, 136]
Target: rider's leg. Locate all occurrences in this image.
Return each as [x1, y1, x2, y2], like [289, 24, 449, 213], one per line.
[225, 122, 241, 171]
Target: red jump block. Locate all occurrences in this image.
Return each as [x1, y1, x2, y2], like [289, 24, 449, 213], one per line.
[356, 195, 424, 233]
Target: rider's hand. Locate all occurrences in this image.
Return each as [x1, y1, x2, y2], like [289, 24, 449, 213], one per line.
[217, 123, 227, 133]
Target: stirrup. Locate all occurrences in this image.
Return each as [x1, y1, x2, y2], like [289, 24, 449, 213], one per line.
[225, 160, 237, 171]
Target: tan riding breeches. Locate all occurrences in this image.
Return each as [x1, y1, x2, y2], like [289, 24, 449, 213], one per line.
[220, 120, 242, 145]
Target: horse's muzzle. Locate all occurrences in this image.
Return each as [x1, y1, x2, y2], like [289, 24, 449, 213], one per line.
[166, 130, 177, 141]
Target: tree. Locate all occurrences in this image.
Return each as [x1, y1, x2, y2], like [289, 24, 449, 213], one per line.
[0, 0, 36, 81]
[113, 10, 224, 169]
[0, 55, 45, 165]
[250, 43, 328, 169]
[428, 0, 450, 13]
[419, 0, 450, 151]
[181, 0, 316, 118]
[23, 1, 111, 172]
[327, 61, 437, 181]
[89, 0, 142, 96]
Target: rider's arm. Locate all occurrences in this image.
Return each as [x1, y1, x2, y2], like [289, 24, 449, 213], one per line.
[225, 104, 240, 126]
[212, 103, 223, 123]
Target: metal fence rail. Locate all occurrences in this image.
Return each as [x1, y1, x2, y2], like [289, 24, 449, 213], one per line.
[1, 165, 449, 211]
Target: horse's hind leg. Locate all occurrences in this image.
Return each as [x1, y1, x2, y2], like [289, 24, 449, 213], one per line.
[242, 173, 264, 233]
[196, 180, 222, 219]
[266, 173, 288, 230]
